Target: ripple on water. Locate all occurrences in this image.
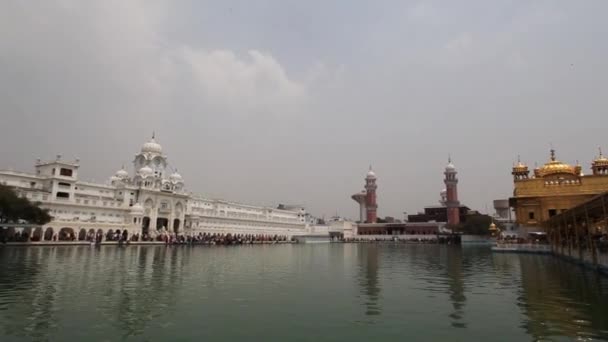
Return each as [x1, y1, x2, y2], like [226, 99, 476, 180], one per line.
[1, 245, 608, 341]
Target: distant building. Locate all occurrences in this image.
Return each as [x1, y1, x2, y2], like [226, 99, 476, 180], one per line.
[351, 166, 378, 223]
[509, 148, 608, 231]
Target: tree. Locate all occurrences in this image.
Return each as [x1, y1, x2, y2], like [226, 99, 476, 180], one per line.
[456, 213, 498, 235]
[0, 185, 51, 225]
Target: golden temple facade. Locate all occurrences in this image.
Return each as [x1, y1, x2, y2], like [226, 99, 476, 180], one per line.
[510, 148, 608, 230]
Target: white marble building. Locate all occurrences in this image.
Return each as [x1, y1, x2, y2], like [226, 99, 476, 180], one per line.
[0, 136, 308, 241]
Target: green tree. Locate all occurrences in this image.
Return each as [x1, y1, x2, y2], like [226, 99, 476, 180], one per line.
[456, 214, 498, 235]
[0, 185, 51, 225]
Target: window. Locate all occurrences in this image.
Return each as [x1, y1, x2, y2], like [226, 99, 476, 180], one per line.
[528, 212, 535, 220]
[30, 182, 36, 188]
[60, 168, 73, 177]
[56, 192, 70, 199]
[58, 182, 71, 187]
[548, 209, 557, 217]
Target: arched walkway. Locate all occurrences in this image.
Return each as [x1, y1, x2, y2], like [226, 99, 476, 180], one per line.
[58, 228, 75, 241]
[32, 227, 43, 241]
[78, 229, 87, 241]
[43, 227, 54, 241]
[173, 219, 180, 234]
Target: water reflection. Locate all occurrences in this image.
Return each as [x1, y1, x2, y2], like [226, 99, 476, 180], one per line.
[357, 245, 381, 316]
[445, 246, 466, 328]
[1, 245, 608, 341]
[517, 255, 608, 341]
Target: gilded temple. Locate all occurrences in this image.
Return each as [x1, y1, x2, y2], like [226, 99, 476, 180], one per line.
[510, 148, 608, 230]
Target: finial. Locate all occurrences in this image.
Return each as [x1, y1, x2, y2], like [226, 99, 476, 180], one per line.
[550, 147, 556, 161]
[517, 155, 521, 163]
[152, 131, 155, 139]
[369, 164, 372, 171]
[600, 147, 603, 158]
[448, 153, 452, 163]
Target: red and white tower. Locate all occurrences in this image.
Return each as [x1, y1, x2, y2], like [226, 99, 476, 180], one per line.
[364, 166, 378, 223]
[444, 157, 460, 226]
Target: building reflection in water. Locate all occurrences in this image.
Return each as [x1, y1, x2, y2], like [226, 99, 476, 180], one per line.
[517, 254, 608, 341]
[444, 246, 467, 329]
[357, 245, 381, 316]
[0, 246, 185, 340]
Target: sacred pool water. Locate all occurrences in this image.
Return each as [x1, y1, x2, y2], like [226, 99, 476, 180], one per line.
[1, 244, 608, 341]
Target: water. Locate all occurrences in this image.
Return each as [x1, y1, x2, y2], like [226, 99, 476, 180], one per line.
[1, 244, 608, 341]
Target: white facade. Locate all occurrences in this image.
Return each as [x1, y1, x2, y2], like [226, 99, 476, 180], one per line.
[0, 136, 308, 240]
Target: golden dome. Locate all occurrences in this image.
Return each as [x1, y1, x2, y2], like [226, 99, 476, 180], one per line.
[512, 156, 529, 175]
[593, 147, 608, 167]
[538, 149, 575, 177]
[488, 222, 498, 232]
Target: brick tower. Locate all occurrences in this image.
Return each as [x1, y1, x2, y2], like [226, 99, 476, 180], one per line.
[365, 165, 378, 223]
[444, 157, 460, 226]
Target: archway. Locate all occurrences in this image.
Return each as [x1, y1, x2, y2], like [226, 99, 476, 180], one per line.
[96, 229, 104, 241]
[122, 229, 128, 241]
[156, 218, 168, 231]
[58, 228, 75, 241]
[32, 227, 43, 241]
[105, 230, 114, 241]
[43, 227, 54, 241]
[173, 219, 180, 234]
[78, 229, 87, 241]
[22, 227, 32, 242]
[142, 217, 150, 235]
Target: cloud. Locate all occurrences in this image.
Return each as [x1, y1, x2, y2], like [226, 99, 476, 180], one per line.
[177, 48, 307, 116]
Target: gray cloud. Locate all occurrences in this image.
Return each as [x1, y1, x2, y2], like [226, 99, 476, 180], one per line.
[1, 0, 607, 220]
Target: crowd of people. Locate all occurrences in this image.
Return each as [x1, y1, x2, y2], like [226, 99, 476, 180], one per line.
[151, 233, 293, 245]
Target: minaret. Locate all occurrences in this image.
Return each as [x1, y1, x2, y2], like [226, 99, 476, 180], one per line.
[365, 165, 378, 223]
[444, 157, 460, 226]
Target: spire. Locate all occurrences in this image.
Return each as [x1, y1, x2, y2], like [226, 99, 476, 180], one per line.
[448, 153, 452, 163]
[152, 131, 155, 139]
[550, 148, 556, 161]
[600, 146, 604, 158]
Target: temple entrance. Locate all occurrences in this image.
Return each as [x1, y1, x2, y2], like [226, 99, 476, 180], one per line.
[173, 219, 180, 234]
[142, 217, 150, 235]
[156, 218, 169, 231]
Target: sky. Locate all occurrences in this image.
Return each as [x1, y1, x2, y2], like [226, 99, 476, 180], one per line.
[1, 1, 607, 220]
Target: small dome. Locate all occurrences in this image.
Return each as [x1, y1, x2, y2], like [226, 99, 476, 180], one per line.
[445, 162, 455, 171]
[138, 166, 154, 178]
[110, 175, 121, 183]
[130, 203, 144, 215]
[115, 168, 129, 179]
[169, 171, 183, 183]
[366, 165, 376, 179]
[141, 135, 162, 154]
[440, 188, 447, 195]
[593, 148, 608, 168]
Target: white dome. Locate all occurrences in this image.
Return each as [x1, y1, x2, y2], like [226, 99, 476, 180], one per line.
[110, 175, 121, 183]
[366, 170, 376, 178]
[446, 162, 456, 171]
[440, 189, 447, 195]
[138, 166, 154, 178]
[169, 171, 183, 183]
[141, 137, 162, 154]
[130, 203, 144, 215]
[115, 168, 129, 179]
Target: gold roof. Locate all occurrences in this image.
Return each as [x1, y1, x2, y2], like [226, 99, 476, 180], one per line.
[488, 222, 498, 231]
[512, 156, 529, 173]
[593, 147, 608, 167]
[538, 149, 575, 177]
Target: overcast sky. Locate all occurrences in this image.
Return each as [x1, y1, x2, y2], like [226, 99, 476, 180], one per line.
[1, 1, 607, 220]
